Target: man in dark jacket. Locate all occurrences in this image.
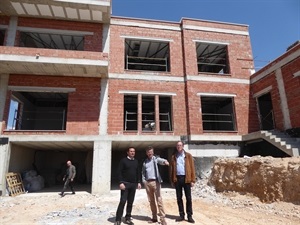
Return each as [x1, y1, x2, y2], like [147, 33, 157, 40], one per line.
[59, 160, 76, 197]
[115, 147, 141, 225]
[170, 141, 196, 223]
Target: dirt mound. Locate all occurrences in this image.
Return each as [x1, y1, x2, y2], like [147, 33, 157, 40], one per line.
[208, 156, 300, 203]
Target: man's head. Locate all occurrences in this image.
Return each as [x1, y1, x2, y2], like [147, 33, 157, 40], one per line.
[146, 146, 154, 159]
[127, 147, 136, 159]
[67, 160, 72, 167]
[176, 141, 184, 153]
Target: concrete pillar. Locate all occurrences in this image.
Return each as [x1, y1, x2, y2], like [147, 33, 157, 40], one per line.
[102, 24, 110, 54]
[0, 74, 9, 132]
[0, 140, 10, 196]
[275, 68, 291, 129]
[6, 16, 18, 46]
[91, 140, 112, 194]
[99, 78, 108, 135]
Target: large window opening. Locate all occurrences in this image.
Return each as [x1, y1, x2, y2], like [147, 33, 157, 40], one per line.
[0, 29, 5, 46]
[20, 32, 84, 50]
[142, 96, 155, 131]
[201, 96, 236, 131]
[124, 94, 173, 132]
[124, 95, 138, 131]
[7, 91, 68, 131]
[125, 39, 170, 72]
[159, 96, 172, 131]
[196, 42, 229, 74]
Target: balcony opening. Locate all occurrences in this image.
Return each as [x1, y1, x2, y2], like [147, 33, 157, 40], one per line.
[7, 91, 68, 131]
[201, 96, 236, 131]
[124, 95, 138, 131]
[0, 29, 5, 46]
[196, 42, 229, 74]
[20, 32, 84, 50]
[125, 39, 170, 72]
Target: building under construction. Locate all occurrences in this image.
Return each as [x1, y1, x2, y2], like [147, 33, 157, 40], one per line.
[0, 0, 299, 195]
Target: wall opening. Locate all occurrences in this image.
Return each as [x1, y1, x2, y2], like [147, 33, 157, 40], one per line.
[201, 96, 236, 131]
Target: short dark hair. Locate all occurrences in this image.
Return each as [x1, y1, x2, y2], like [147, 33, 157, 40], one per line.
[127, 147, 135, 152]
[146, 146, 154, 152]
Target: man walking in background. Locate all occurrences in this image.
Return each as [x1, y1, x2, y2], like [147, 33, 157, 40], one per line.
[142, 146, 169, 225]
[170, 141, 196, 223]
[115, 147, 141, 225]
[59, 160, 76, 197]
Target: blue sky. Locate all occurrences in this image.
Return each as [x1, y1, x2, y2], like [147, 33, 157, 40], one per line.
[112, 0, 300, 71]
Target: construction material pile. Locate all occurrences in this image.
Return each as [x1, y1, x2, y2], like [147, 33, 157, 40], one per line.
[208, 156, 300, 203]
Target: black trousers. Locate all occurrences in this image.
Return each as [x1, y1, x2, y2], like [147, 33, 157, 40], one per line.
[116, 182, 137, 221]
[62, 179, 74, 194]
[175, 175, 193, 217]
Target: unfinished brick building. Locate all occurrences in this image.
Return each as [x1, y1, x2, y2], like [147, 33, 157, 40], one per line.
[0, 0, 298, 195]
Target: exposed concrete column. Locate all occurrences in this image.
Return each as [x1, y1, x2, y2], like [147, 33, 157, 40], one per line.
[99, 78, 108, 135]
[102, 24, 110, 54]
[0, 74, 9, 132]
[91, 140, 112, 194]
[6, 16, 18, 46]
[275, 68, 291, 129]
[0, 140, 10, 196]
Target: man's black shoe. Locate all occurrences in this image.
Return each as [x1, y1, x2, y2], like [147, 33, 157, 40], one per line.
[58, 193, 64, 197]
[175, 216, 184, 222]
[114, 221, 121, 225]
[187, 217, 195, 223]
[72, 192, 75, 194]
[125, 217, 134, 224]
[148, 218, 158, 223]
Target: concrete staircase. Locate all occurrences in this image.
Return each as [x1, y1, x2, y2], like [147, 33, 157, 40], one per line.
[243, 130, 300, 156]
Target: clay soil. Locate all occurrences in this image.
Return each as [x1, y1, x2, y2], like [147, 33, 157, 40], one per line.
[1, 184, 300, 225]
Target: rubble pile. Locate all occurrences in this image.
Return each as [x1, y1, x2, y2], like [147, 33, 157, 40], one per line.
[208, 156, 300, 203]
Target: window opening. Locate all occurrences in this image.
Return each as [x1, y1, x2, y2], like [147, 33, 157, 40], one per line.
[159, 96, 172, 131]
[124, 95, 138, 131]
[201, 96, 236, 131]
[196, 42, 229, 74]
[20, 32, 84, 50]
[142, 96, 155, 131]
[7, 91, 68, 130]
[0, 29, 5, 46]
[125, 39, 170, 72]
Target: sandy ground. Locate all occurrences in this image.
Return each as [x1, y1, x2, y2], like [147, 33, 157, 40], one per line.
[1, 185, 300, 225]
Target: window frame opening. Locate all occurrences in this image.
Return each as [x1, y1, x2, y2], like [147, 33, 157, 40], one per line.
[125, 39, 170, 72]
[196, 42, 230, 74]
[0, 29, 5, 46]
[19, 31, 84, 50]
[123, 94, 173, 132]
[201, 96, 236, 131]
[7, 91, 68, 131]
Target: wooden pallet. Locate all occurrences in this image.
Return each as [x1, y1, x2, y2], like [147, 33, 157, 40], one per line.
[6, 172, 25, 197]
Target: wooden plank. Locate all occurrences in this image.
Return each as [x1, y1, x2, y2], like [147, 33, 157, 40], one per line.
[6, 172, 25, 197]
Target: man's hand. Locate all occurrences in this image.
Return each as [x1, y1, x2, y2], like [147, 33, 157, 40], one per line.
[191, 182, 194, 187]
[137, 183, 141, 190]
[119, 183, 125, 190]
[164, 161, 169, 166]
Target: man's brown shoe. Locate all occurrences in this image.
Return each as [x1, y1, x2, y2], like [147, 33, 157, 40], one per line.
[161, 218, 167, 225]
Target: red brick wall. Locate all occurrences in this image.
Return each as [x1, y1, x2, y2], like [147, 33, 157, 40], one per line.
[186, 81, 250, 135]
[3, 74, 101, 135]
[109, 17, 184, 76]
[281, 57, 300, 128]
[16, 17, 103, 52]
[107, 79, 187, 135]
[181, 19, 254, 78]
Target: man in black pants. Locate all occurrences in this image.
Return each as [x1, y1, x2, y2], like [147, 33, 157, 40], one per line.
[59, 160, 76, 197]
[115, 147, 141, 225]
